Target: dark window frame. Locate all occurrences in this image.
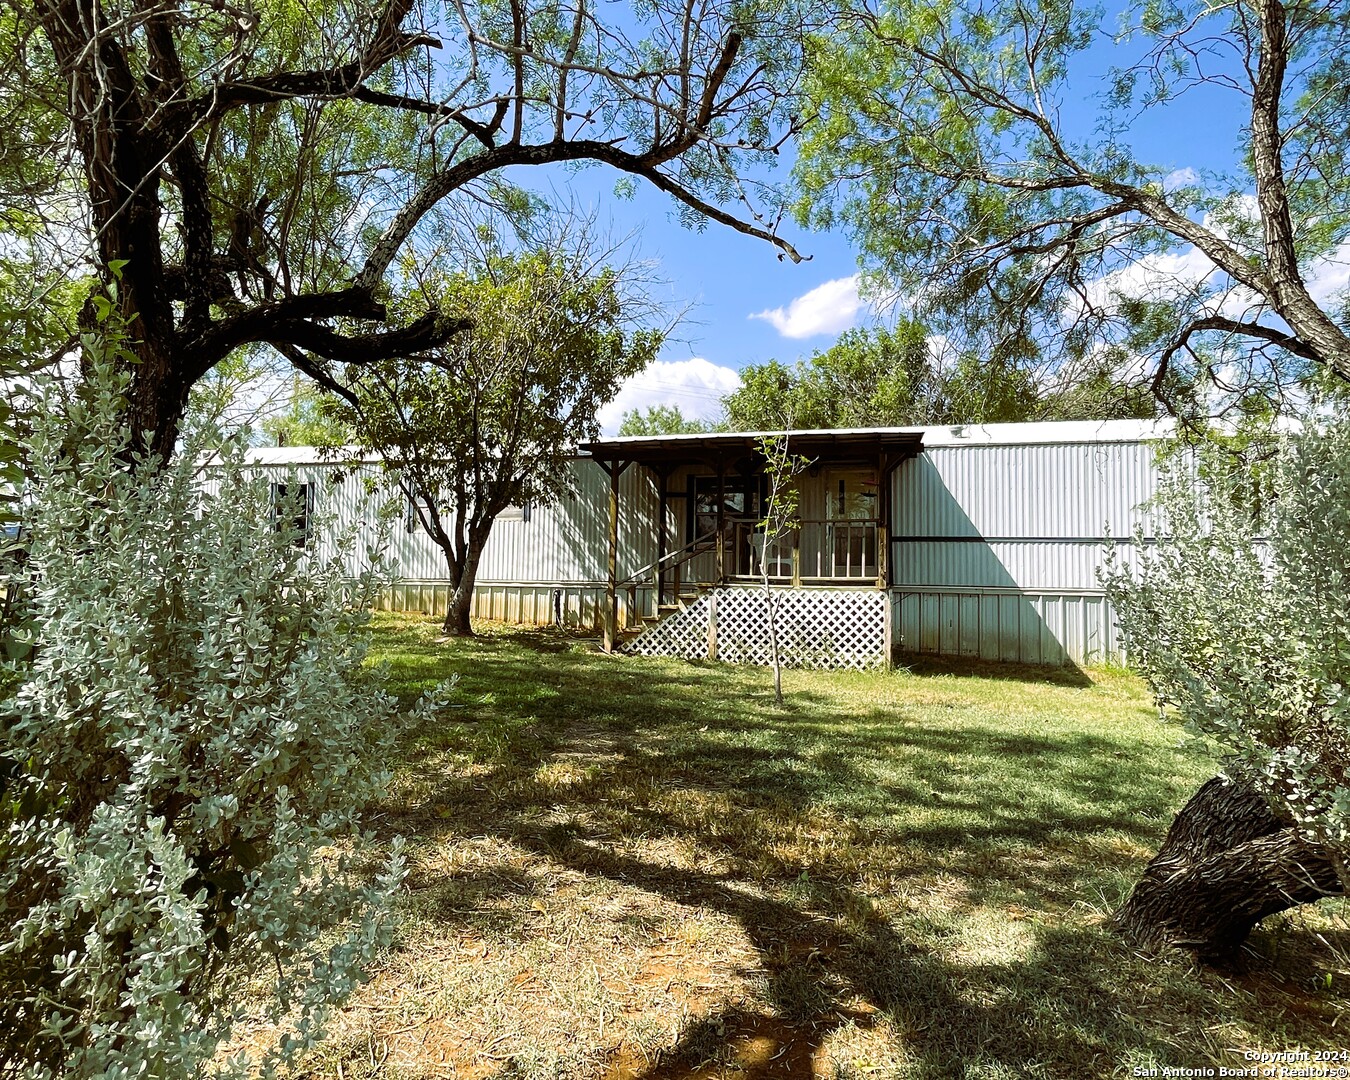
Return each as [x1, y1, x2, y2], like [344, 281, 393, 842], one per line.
[270, 481, 314, 547]
[687, 474, 763, 540]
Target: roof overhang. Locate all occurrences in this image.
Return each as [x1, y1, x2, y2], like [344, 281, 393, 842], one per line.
[581, 428, 925, 471]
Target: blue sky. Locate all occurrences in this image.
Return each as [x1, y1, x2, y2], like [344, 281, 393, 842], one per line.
[525, 161, 878, 432]
[507, 158, 870, 433]
[505, 13, 1263, 434]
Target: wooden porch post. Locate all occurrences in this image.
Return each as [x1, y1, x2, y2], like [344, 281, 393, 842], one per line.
[715, 456, 726, 584]
[877, 449, 890, 591]
[883, 593, 894, 671]
[602, 460, 629, 653]
[879, 447, 910, 671]
[654, 468, 669, 614]
[707, 588, 718, 661]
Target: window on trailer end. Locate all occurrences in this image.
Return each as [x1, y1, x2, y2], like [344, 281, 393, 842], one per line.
[271, 482, 314, 547]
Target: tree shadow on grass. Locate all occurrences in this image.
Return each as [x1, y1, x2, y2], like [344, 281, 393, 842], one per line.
[897, 652, 1098, 689]
[497, 821, 1193, 1079]
[369, 621, 1346, 1076]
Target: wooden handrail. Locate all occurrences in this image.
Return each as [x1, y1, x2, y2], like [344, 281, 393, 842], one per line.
[622, 518, 884, 595]
[620, 525, 727, 587]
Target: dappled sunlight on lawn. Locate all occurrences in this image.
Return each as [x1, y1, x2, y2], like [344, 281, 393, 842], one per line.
[263, 614, 1350, 1080]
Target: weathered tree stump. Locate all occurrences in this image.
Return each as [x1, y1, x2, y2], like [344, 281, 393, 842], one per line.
[1114, 776, 1344, 964]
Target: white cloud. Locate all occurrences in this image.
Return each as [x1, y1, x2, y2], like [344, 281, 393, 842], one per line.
[596, 356, 742, 435]
[1305, 239, 1350, 309]
[1078, 244, 1219, 316]
[1162, 167, 1199, 192]
[750, 275, 864, 339]
[1070, 198, 1270, 322]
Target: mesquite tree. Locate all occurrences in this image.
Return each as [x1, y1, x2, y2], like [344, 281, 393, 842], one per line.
[332, 238, 662, 636]
[796, 0, 1350, 415]
[1102, 425, 1350, 962]
[10, 0, 811, 460]
[799, 0, 1350, 963]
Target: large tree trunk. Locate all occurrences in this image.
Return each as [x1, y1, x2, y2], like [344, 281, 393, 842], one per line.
[1114, 776, 1345, 964]
[439, 534, 487, 637]
[441, 585, 474, 636]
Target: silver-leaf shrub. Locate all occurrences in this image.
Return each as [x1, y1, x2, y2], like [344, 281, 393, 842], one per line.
[0, 362, 413, 1077]
[1102, 422, 1350, 882]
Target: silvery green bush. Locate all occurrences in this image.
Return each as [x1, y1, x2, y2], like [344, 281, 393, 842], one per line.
[1102, 421, 1350, 882]
[0, 361, 414, 1077]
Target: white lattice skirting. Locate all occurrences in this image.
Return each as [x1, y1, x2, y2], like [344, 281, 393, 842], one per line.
[623, 586, 889, 670]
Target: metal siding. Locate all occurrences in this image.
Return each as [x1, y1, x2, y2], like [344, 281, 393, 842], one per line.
[886, 435, 1158, 665]
[894, 440, 1159, 542]
[958, 595, 979, 656]
[937, 594, 958, 655]
[998, 596, 1020, 664]
[475, 459, 655, 583]
[222, 460, 391, 580]
[891, 589, 1118, 666]
[893, 538, 1146, 591]
[237, 431, 1158, 659]
[248, 456, 661, 590]
[895, 593, 916, 653]
[979, 595, 1000, 659]
[381, 581, 610, 630]
[920, 593, 941, 652]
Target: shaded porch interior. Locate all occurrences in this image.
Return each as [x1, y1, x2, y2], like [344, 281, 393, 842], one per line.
[581, 429, 925, 652]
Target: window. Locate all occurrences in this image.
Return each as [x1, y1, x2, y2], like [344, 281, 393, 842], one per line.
[499, 501, 532, 523]
[270, 482, 314, 547]
[689, 476, 756, 539]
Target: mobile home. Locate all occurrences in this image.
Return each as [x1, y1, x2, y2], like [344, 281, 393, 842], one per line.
[247, 419, 1168, 669]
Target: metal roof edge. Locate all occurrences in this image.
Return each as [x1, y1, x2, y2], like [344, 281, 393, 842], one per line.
[902, 418, 1175, 447]
[243, 444, 375, 465]
[240, 419, 1175, 467]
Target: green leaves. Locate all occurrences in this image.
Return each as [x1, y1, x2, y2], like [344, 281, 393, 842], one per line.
[0, 352, 414, 1076]
[618, 404, 720, 435]
[336, 235, 665, 622]
[1103, 418, 1350, 869]
[795, 0, 1350, 409]
[722, 321, 1045, 428]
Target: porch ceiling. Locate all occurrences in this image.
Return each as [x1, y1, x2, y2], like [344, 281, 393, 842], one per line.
[581, 428, 924, 470]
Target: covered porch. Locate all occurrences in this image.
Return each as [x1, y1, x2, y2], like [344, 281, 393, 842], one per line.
[581, 429, 924, 657]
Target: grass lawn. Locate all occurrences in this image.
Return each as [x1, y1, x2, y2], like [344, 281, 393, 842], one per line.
[281, 614, 1350, 1079]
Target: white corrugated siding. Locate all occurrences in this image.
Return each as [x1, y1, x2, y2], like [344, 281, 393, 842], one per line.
[231, 428, 1165, 665]
[200, 458, 392, 577]
[894, 440, 1159, 539]
[232, 456, 662, 626]
[892, 590, 1121, 666]
[889, 437, 1162, 665]
[377, 459, 657, 584]
[893, 539, 1147, 590]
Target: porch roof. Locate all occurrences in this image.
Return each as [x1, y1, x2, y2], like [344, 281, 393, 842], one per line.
[581, 427, 924, 469]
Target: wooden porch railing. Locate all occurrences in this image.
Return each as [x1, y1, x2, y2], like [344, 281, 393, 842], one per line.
[619, 518, 886, 631]
[620, 525, 727, 624]
[733, 518, 882, 583]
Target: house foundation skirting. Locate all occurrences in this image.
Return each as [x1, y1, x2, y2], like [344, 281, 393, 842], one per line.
[377, 580, 1123, 669]
[623, 585, 889, 671]
[376, 579, 654, 630]
[891, 586, 1122, 667]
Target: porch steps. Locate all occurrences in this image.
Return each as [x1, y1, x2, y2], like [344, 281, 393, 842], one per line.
[618, 591, 703, 642]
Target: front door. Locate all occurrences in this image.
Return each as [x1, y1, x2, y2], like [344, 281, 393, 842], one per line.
[825, 469, 879, 579]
